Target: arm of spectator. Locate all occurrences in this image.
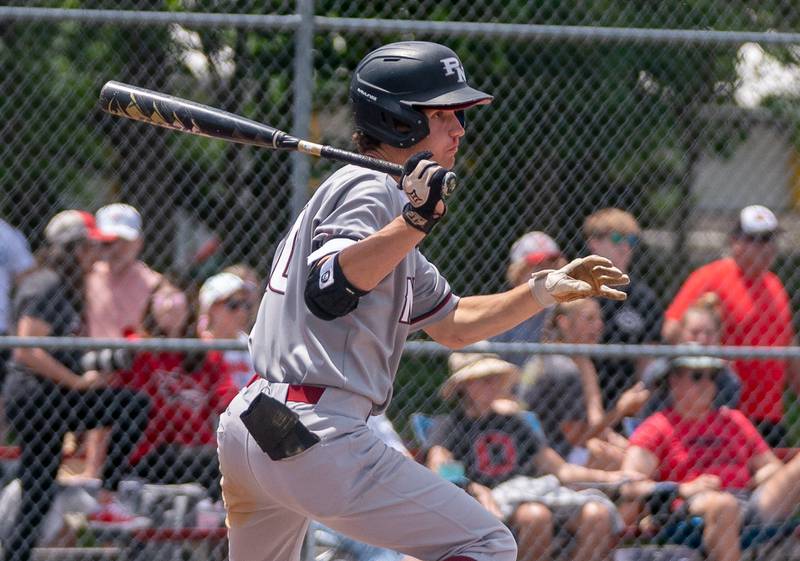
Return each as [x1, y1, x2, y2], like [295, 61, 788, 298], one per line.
[533, 446, 639, 486]
[13, 316, 103, 390]
[425, 444, 455, 473]
[563, 357, 648, 445]
[466, 482, 504, 519]
[662, 270, 710, 343]
[750, 450, 783, 488]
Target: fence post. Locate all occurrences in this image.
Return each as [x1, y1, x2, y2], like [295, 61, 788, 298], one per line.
[290, 0, 315, 219]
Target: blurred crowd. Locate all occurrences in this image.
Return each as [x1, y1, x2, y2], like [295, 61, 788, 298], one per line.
[1, 201, 799, 561]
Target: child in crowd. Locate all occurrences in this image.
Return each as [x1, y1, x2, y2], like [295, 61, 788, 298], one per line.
[427, 351, 635, 561]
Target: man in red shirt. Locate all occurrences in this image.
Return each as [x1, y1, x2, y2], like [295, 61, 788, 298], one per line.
[622, 355, 800, 561]
[662, 205, 800, 445]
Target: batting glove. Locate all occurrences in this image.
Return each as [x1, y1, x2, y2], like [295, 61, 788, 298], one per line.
[400, 151, 454, 234]
[528, 255, 630, 307]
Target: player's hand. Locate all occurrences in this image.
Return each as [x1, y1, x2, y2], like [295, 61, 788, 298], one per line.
[528, 255, 630, 307]
[400, 151, 454, 234]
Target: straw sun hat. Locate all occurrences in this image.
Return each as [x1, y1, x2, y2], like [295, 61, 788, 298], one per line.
[440, 352, 520, 400]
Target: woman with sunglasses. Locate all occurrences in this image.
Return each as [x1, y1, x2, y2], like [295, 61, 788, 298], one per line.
[197, 272, 257, 390]
[621, 355, 800, 561]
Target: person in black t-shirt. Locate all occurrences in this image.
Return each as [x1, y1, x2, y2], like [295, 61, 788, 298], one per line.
[2, 211, 151, 561]
[582, 208, 662, 410]
[426, 351, 636, 561]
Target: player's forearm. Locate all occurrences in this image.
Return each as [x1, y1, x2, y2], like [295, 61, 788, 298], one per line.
[338, 216, 426, 292]
[433, 285, 546, 348]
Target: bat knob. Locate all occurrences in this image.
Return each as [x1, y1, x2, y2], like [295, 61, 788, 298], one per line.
[442, 172, 458, 197]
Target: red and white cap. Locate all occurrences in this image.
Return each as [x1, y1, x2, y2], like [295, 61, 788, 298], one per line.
[45, 210, 115, 245]
[737, 205, 780, 235]
[96, 203, 142, 241]
[509, 231, 562, 266]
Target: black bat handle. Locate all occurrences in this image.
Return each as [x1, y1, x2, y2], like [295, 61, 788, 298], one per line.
[316, 145, 458, 195]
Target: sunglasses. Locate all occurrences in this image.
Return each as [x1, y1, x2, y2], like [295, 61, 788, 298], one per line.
[597, 231, 639, 247]
[739, 233, 775, 244]
[224, 299, 253, 312]
[678, 369, 720, 382]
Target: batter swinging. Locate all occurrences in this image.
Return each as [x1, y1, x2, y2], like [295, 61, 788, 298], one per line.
[217, 41, 629, 561]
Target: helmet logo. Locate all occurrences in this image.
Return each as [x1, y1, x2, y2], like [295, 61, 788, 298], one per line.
[440, 57, 466, 83]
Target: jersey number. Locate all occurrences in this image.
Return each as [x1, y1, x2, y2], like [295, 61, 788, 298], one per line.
[268, 209, 307, 295]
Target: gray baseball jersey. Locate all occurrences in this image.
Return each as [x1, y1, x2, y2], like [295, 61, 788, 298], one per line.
[249, 164, 458, 412]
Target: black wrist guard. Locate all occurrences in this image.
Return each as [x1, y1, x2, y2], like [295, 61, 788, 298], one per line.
[402, 202, 447, 234]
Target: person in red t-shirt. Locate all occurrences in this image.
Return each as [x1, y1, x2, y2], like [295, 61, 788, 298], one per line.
[117, 281, 238, 499]
[621, 355, 800, 561]
[662, 205, 800, 446]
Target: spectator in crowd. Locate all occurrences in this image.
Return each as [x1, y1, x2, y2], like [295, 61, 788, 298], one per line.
[2, 210, 151, 561]
[639, 294, 741, 420]
[85, 203, 162, 338]
[622, 354, 800, 561]
[115, 281, 238, 500]
[427, 351, 634, 561]
[222, 263, 262, 328]
[197, 272, 256, 390]
[583, 208, 662, 410]
[80, 203, 162, 481]
[0, 218, 34, 385]
[662, 205, 798, 446]
[520, 299, 649, 469]
[492, 231, 567, 366]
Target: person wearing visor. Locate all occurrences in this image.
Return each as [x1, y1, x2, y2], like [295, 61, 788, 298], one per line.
[622, 354, 800, 561]
[663, 205, 799, 446]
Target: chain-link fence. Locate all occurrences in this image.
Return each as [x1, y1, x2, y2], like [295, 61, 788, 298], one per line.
[2, 2, 800, 560]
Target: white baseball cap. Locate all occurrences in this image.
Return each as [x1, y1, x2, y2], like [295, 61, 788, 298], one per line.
[199, 272, 251, 312]
[96, 203, 142, 241]
[736, 205, 780, 236]
[509, 231, 562, 266]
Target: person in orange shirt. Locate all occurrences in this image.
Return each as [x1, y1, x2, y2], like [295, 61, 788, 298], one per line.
[662, 205, 800, 446]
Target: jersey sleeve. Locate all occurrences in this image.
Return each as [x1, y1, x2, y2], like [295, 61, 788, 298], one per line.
[408, 250, 459, 332]
[310, 176, 397, 255]
[665, 266, 714, 322]
[629, 413, 667, 457]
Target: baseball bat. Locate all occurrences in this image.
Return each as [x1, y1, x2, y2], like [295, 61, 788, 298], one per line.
[99, 81, 457, 193]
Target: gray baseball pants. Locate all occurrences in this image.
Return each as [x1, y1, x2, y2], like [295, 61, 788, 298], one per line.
[217, 378, 517, 561]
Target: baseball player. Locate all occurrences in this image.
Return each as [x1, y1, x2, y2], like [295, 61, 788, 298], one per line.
[217, 41, 630, 561]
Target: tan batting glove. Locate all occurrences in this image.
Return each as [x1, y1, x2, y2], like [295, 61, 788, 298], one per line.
[528, 255, 630, 307]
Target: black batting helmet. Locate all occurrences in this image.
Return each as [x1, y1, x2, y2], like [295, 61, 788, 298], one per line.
[350, 41, 493, 148]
